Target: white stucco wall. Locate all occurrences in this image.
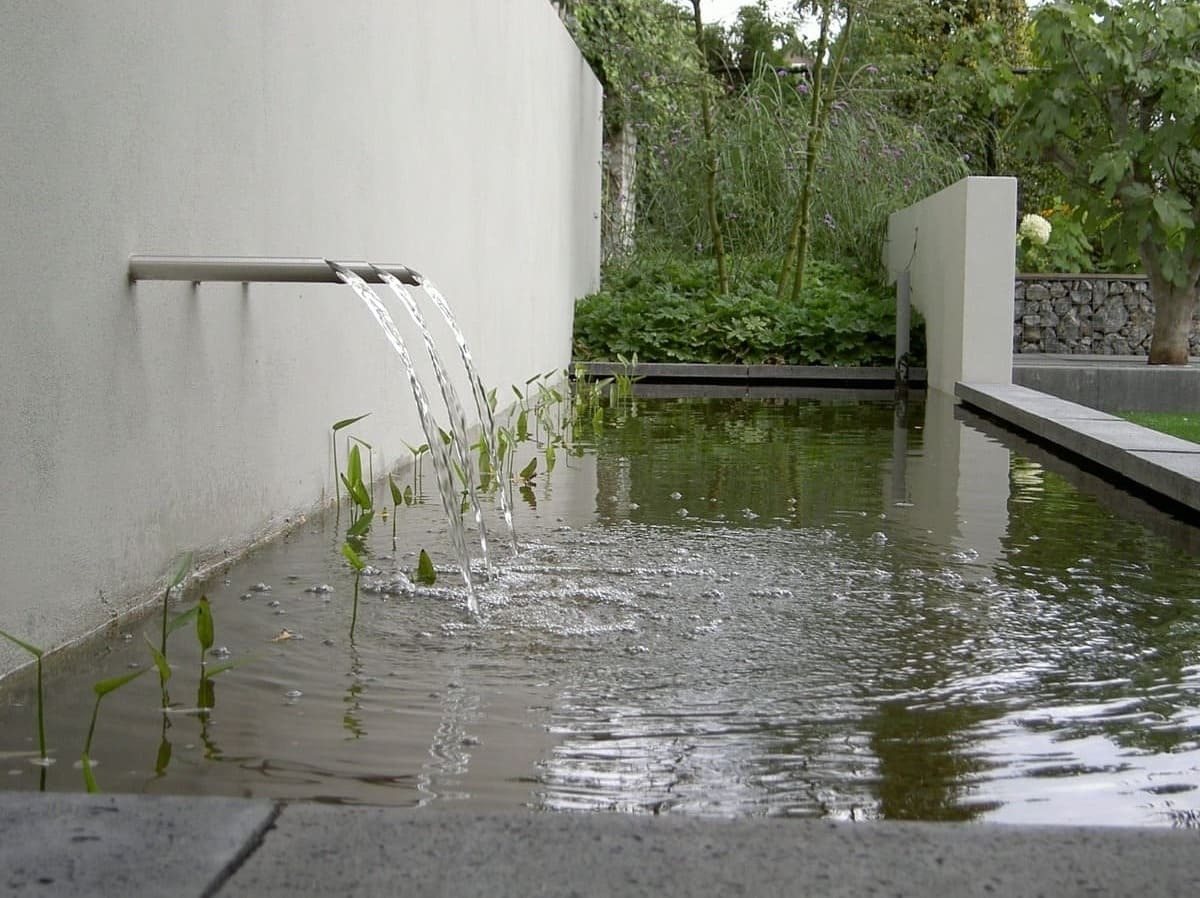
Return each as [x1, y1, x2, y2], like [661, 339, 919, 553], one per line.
[0, 1, 602, 675]
[886, 177, 1017, 394]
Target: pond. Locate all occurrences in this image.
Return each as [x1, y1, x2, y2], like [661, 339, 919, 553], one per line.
[3, 388, 1200, 826]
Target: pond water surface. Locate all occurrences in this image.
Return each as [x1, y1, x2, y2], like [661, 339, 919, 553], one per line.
[3, 390, 1200, 826]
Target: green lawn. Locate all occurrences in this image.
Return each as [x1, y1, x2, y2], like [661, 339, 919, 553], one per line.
[1119, 411, 1200, 444]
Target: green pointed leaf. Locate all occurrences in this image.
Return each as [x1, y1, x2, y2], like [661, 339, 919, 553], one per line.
[0, 628, 43, 659]
[517, 410, 529, 442]
[416, 549, 437, 585]
[347, 444, 362, 486]
[403, 484, 413, 506]
[350, 436, 373, 451]
[519, 457, 538, 482]
[196, 596, 214, 654]
[438, 428, 452, 446]
[93, 666, 148, 698]
[342, 542, 365, 571]
[166, 605, 200, 636]
[389, 475, 403, 506]
[347, 509, 374, 537]
[333, 413, 370, 432]
[545, 442, 556, 473]
[144, 634, 171, 683]
[167, 551, 193, 590]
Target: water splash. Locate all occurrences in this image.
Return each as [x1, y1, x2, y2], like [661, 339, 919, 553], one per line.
[418, 277, 517, 553]
[373, 267, 491, 578]
[327, 262, 477, 614]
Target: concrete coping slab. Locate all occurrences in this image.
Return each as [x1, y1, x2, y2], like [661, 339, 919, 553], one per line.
[5, 793, 1200, 898]
[956, 382, 1200, 515]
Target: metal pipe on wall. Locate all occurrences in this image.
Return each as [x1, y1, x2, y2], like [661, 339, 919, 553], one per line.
[128, 255, 422, 286]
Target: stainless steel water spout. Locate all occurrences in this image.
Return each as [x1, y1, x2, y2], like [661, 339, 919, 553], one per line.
[128, 255, 422, 286]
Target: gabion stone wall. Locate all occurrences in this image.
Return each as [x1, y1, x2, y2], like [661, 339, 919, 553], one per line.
[1014, 274, 1200, 355]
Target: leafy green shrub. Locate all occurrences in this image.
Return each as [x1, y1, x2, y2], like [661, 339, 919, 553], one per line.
[573, 255, 924, 366]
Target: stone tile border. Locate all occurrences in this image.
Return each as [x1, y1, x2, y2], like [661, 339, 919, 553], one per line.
[956, 382, 1200, 515]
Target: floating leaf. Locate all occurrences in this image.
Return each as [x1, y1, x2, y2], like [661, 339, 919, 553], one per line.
[416, 549, 437, 585]
[270, 629, 296, 643]
[333, 413, 370, 432]
[196, 596, 215, 654]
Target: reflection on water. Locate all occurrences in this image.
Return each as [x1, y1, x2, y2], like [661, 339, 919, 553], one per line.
[2, 393, 1199, 825]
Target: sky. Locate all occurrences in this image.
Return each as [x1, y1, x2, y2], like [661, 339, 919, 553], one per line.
[697, 0, 803, 27]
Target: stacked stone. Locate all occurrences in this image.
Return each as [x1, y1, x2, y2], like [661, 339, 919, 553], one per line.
[1014, 276, 1200, 355]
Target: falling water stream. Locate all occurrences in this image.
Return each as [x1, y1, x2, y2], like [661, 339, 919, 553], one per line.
[419, 276, 517, 554]
[325, 262, 477, 611]
[371, 266, 491, 578]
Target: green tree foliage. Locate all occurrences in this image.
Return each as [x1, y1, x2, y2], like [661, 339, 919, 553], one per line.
[848, 0, 1030, 174]
[1016, 0, 1200, 364]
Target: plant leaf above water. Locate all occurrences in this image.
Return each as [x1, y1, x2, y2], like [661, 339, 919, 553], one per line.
[196, 597, 214, 654]
[519, 457, 538, 482]
[342, 543, 365, 572]
[346, 510, 374, 538]
[167, 551, 193, 590]
[388, 475, 403, 506]
[93, 666, 148, 698]
[333, 413, 370, 432]
[416, 549, 437, 585]
[144, 634, 171, 683]
[0, 628, 43, 658]
[166, 605, 200, 636]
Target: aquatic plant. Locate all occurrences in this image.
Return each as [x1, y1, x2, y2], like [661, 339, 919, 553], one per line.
[341, 543, 366, 641]
[81, 667, 147, 792]
[388, 474, 407, 544]
[0, 628, 47, 775]
[153, 552, 193, 707]
[416, 549, 437, 586]
[331, 413, 370, 515]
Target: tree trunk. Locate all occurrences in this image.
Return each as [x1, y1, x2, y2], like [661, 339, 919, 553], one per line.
[602, 122, 637, 263]
[689, 0, 729, 295]
[1143, 245, 1200, 365]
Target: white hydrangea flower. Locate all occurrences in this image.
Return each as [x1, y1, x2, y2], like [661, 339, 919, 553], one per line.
[1018, 213, 1052, 246]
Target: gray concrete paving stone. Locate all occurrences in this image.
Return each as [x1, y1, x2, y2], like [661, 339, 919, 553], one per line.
[0, 792, 276, 898]
[957, 381, 1200, 514]
[219, 806, 1200, 898]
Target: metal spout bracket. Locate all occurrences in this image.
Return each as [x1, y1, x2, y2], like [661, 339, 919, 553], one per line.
[128, 255, 423, 286]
